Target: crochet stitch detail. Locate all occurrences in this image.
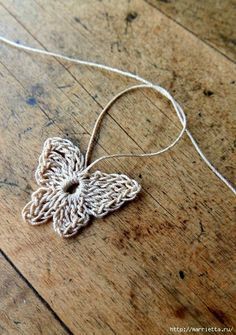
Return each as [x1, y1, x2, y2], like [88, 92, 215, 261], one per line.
[22, 137, 141, 237]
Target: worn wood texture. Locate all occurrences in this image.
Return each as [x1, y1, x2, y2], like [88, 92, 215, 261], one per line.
[0, 252, 69, 335]
[0, 0, 235, 334]
[145, 0, 236, 62]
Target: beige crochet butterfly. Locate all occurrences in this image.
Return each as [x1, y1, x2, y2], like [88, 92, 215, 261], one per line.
[22, 137, 141, 237]
[2, 36, 233, 238]
[22, 85, 190, 238]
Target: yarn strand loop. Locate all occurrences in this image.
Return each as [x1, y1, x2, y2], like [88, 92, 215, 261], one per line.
[0, 36, 235, 195]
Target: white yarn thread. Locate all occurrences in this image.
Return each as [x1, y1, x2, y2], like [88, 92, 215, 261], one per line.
[0, 36, 235, 195]
[84, 84, 186, 171]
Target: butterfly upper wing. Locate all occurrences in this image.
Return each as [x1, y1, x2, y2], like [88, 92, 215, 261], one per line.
[35, 137, 85, 187]
[82, 171, 141, 218]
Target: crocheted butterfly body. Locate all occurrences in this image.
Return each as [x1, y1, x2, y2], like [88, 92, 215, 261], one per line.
[22, 138, 141, 237]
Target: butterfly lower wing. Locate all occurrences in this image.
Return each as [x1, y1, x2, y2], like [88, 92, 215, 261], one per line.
[35, 137, 85, 187]
[53, 195, 89, 237]
[83, 171, 141, 218]
[22, 187, 61, 225]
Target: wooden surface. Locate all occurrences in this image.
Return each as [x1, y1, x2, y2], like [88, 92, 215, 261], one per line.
[0, 0, 235, 334]
[0, 251, 68, 335]
[145, 0, 236, 62]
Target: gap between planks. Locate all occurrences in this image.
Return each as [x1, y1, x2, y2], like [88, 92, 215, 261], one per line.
[0, 249, 74, 335]
[143, 0, 236, 64]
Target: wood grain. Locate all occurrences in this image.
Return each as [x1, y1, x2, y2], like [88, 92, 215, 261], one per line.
[0, 0, 235, 334]
[0, 252, 70, 335]
[145, 0, 236, 62]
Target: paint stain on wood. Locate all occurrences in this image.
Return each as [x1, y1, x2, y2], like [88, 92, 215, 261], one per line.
[125, 11, 138, 23]
[26, 97, 37, 106]
[179, 270, 185, 279]
[174, 306, 187, 319]
[203, 89, 214, 97]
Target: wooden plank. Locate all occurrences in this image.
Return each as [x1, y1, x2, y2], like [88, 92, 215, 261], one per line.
[2, 0, 235, 180]
[0, 251, 70, 335]
[145, 0, 236, 62]
[0, 0, 235, 334]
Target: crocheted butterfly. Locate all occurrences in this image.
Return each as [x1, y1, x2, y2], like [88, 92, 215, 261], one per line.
[22, 137, 141, 237]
